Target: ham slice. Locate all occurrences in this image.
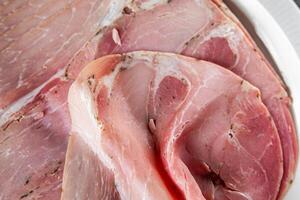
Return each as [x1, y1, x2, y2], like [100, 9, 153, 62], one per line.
[67, 52, 176, 200]
[0, 0, 297, 199]
[61, 133, 120, 200]
[65, 51, 283, 200]
[92, 0, 297, 196]
[0, 0, 127, 110]
[0, 31, 100, 199]
[0, 1, 175, 197]
[0, 79, 69, 200]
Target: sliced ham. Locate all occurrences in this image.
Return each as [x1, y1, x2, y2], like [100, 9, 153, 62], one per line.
[0, 1, 176, 197]
[0, 79, 69, 200]
[66, 51, 283, 200]
[61, 133, 120, 200]
[0, 0, 127, 110]
[92, 0, 297, 195]
[0, 33, 99, 199]
[0, 0, 297, 199]
[67, 53, 176, 200]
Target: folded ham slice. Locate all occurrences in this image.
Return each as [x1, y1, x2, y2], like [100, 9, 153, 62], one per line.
[65, 51, 283, 200]
[0, 0, 297, 199]
[66, 52, 177, 200]
[92, 0, 297, 196]
[61, 133, 120, 200]
[0, 2, 175, 197]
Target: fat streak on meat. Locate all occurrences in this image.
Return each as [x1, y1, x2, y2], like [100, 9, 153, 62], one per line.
[0, 0, 128, 110]
[0, 1, 126, 198]
[66, 52, 177, 200]
[0, 0, 297, 199]
[93, 0, 297, 196]
[65, 51, 283, 200]
[0, 79, 70, 200]
[61, 133, 120, 200]
[0, 2, 174, 198]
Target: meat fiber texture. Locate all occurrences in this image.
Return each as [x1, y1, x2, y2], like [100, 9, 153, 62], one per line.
[94, 2, 298, 197]
[0, 0, 128, 199]
[0, 0, 128, 110]
[66, 51, 283, 200]
[0, 0, 297, 200]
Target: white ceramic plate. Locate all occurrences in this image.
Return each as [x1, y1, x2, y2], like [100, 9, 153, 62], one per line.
[227, 0, 300, 199]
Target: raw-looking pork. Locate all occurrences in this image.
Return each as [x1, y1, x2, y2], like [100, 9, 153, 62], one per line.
[65, 51, 283, 200]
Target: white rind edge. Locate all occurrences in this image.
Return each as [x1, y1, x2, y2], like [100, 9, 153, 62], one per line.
[231, 0, 300, 199]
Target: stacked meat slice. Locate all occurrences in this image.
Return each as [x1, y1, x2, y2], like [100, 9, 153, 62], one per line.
[95, 2, 298, 197]
[0, 0, 297, 200]
[66, 51, 283, 200]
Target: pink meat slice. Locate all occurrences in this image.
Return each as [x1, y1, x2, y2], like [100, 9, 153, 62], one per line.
[67, 51, 283, 200]
[67, 53, 176, 200]
[61, 133, 120, 200]
[92, 0, 297, 196]
[0, 1, 176, 198]
[0, 79, 70, 200]
[147, 54, 283, 200]
[0, 0, 127, 110]
[0, 32, 100, 198]
[0, 0, 296, 199]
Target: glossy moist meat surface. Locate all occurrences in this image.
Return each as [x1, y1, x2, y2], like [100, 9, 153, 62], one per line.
[66, 51, 283, 200]
[0, 0, 297, 199]
[0, 79, 70, 200]
[0, 0, 128, 110]
[94, 0, 297, 196]
[61, 133, 120, 200]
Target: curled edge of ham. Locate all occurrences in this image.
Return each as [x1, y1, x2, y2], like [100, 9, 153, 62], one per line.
[64, 51, 283, 200]
[65, 53, 176, 200]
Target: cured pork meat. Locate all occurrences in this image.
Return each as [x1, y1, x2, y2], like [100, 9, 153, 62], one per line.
[0, 1, 175, 198]
[66, 52, 182, 200]
[0, 0, 127, 110]
[66, 51, 283, 200]
[91, 0, 297, 196]
[0, 0, 297, 199]
[61, 134, 120, 200]
[0, 79, 69, 200]
[0, 35, 101, 198]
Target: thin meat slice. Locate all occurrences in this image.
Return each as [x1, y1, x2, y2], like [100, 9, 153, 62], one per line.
[0, 1, 176, 198]
[210, 1, 298, 196]
[147, 53, 283, 200]
[0, 0, 127, 110]
[67, 51, 283, 200]
[67, 53, 175, 200]
[0, 31, 100, 198]
[0, 79, 70, 200]
[61, 133, 120, 200]
[93, 0, 297, 195]
[0, 0, 296, 199]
